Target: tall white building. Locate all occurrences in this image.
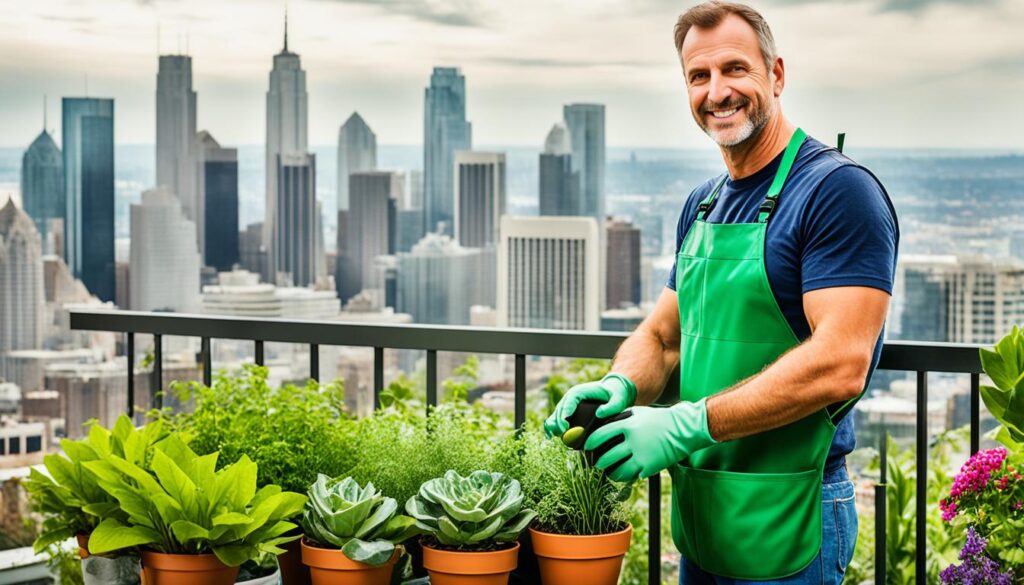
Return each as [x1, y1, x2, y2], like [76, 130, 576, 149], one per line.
[897, 254, 1024, 344]
[264, 16, 309, 273]
[563, 104, 606, 222]
[156, 55, 199, 251]
[129, 188, 201, 313]
[202, 269, 340, 319]
[337, 112, 377, 211]
[498, 216, 600, 331]
[395, 233, 495, 325]
[345, 171, 401, 297]
[0, 198, 45, 380]
[453, 151, 505, 249]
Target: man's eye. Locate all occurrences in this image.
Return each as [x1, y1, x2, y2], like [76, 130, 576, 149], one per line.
[691, 72, 708, 81]
[730, 66, 745, 73]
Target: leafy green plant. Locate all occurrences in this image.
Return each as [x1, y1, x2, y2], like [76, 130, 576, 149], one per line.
[84, 431, 307, 567]
[161, 365, 358, 494]
[979, 325, 1024, 451]
[300, 475, 419, 565]
[44, 542, 85, 585]
[405, 470, 535, 551]
[23, 415, 167, 553]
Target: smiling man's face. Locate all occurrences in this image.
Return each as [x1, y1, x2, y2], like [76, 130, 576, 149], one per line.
[681, 13, 780, 148]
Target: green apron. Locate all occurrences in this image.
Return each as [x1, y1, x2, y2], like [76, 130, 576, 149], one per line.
[671, 128, 859, 580]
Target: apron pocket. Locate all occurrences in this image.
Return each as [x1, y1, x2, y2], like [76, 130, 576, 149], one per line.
[679, 464, 822, 580]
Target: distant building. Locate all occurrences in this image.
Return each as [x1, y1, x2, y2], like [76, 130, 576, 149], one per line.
[454, 151, 505, 249]
[424, 67, 472, 236]
[396, 233, 495, 325]
[239, 222, 267, 281]
[265, 18, 309, 279]
[538, 123, 579, 217]
[46, 359, 128, 439]
[0, 199, 45, 382]
[0, 382, 19, 414]
[0, 422, 46, 465]
[197, 131, 239, 271]
[20, 128, 64, 254]
[563, 104, 605, 222]
[605, 218, 642, 309]
[343, 171, 400, 299]
[156, 55, 199, 245]
[498, 216, 600, 331]
[396, 209, 425, 253]
[2, 348, 96, 396]
[898, 254, 1024, 344]
[129, 188, 201, 312]
[202, 269, 340, 320]
[62, 97, 115, 302]
[274, 153, 317, 287]
[601, 305, 650, 332]
[337, 112, 377, 211]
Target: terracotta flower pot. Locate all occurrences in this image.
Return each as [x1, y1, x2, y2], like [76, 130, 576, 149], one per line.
[279, 537, 311, 585]
[529, 525, 632, 585]
[300, 539, 401, 585]
[421, 540, 520, 585]
[140, 551, 239, 585]
[76, 533, 91, 559]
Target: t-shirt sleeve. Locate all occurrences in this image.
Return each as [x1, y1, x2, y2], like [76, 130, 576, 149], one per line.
[799, 165, 899, 294]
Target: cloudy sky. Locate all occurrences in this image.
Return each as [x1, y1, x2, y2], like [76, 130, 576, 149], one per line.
[0, 0, 1021, 149]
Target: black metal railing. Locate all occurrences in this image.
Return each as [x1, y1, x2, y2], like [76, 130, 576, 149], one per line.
[69, 309, 985, 585]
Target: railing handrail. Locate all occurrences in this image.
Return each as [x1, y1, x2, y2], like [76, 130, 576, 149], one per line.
[69, 309, 985, 373]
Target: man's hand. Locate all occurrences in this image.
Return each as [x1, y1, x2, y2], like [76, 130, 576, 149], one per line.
[583, 399, 717, 483]
[543, 373, 637, 438]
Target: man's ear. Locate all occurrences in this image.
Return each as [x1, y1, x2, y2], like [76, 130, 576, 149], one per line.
[773, 57, 785, 97]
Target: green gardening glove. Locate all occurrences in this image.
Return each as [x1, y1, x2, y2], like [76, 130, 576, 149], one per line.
[543, 373, 637, 438]
[583, 398, 717, 483]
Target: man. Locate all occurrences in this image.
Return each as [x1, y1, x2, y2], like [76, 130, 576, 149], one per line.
[544, 2, 898, 583]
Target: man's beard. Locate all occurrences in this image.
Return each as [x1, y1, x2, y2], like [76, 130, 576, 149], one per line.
[699, 95, 773, 148]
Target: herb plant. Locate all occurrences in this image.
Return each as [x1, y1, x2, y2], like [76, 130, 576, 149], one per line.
[300, 475, 419, 565]
[405, 470, 535, 551]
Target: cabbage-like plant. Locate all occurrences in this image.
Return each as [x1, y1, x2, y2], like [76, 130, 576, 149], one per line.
[405, 470, 535, 550]
[300, 475, 419, 565]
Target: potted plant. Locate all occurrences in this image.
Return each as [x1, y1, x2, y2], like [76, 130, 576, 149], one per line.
[23, 415, 166, 584]
[162, 365, 358, 585]
[405, 470, 535, 585]
[493, 423, 633, 585]
[298, 474, 419, 584]
[83, 431, 307, 585]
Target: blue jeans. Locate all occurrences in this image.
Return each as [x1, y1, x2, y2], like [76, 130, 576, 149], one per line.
[680, 468, 858, 585]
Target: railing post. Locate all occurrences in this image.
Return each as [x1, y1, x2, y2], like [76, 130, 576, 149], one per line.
[153, 334, 163, 410]
[875, 432, 887, 585]
[916, 371, 927, 585]
[648, 473, 662, 585]
[201, 337, 212, 387]
[126, 332, 135, 416]
[514, 354, 526, 428]
[254, 340, 264, 366]
[374, 347, 384, 409]
[310, 344, 319, 382]
[426, 350, 437, 408]
[970, 373, 980, 454]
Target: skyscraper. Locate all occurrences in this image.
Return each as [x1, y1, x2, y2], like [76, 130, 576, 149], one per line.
[343, 171, 400, 298]
[424, 67, 471, 236]
[605, 218, 642, 309]
[274, 153, 317, 287]
[265, 16, 308, 275]
[156, 54, 198, 247]
[454, 151, 505, 249]
[0, 199, 45, 381]
[196, 131, 239, 271]
[498, 216, 600, 331]
[337, 112, 377, 211]
[21, 124, 64, 254]
[539, 122, 579, 217]
[396, 233, 495, 325]
[563, 104, 606, 221]
[62, 97, 115, 303]
[129, 188, 201, 313]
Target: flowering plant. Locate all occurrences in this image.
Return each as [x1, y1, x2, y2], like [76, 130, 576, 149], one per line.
[940, 527, 1014, 585]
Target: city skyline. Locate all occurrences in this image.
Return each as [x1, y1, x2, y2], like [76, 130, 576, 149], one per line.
[1, 0, 1022, 150]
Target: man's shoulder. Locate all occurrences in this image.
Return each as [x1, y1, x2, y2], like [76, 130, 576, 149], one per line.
[794, 137, 889, 202]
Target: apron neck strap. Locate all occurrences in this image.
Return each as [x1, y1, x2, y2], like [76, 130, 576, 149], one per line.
[758, 127, 806, 223]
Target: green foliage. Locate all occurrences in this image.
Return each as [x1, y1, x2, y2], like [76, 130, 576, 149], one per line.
[979, 325, 1024, 450]
[161, 365, 358, 494]
[84, 428, 307, 567]
[405, 470, 535, 550]
[441, 355, 479, 403]
[23, 415, 167, 553]
[300, 475, 419, 566]
[492, 420, 630, 536]
[44, 543, 84, 585]
[379, 373, 422, 412]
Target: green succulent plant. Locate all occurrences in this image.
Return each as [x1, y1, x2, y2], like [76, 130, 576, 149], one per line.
[405, 470, 535, 550]
[300, 475, 419, 566]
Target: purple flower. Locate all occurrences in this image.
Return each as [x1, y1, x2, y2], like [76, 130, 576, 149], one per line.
[941, 527, 1014, 585]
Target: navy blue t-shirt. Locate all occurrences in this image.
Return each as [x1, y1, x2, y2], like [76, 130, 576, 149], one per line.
[666, 137, 900, 474]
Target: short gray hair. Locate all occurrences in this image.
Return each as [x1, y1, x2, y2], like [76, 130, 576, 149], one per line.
[674, 1, 778, 74]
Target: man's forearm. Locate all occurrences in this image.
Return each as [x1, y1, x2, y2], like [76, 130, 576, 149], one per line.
[609, 327, 680, 405]
[705, 336, 869, 441]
